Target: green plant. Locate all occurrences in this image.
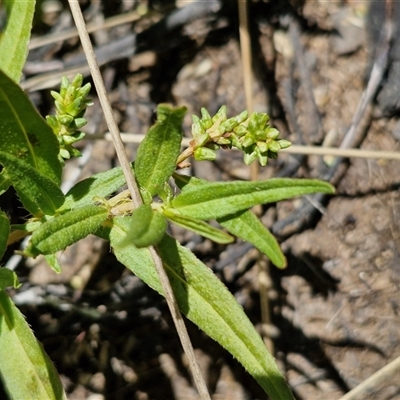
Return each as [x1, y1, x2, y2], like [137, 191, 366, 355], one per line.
[0, 2, 335, 399]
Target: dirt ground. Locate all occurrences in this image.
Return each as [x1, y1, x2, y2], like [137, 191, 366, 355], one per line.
[2, 1, 400, 399]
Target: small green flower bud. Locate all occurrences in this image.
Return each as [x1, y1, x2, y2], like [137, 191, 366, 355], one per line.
[73, 118, 87, 129]
[216, 137, 231, 146]
[257, 141, 268, 153]
[59, 148, 71, 159]
[254, 129, 267, 141]
[66, 97, 83, 117]
[46, 115, 60, 132]
[58, 115, 74, 126]
[54, 100, 66, 115]
[228, 133, 241, 150]
[266, 127, 280, 140]
[268, 141, 281, 153]
[257, 153, 268, 166]
[243, 150, 258, 165]
[235, 110, 248, 124]
[200, 108, 212, 129]
[248, 112, 268, 133]
[59, 76, 69, 97]
[212, 105, 227, 123]
[278, 139, 291, 149]
[242, 133, 255, 148]
[222, 117, 239, 131]
[71, 73, 83, 88]
[62, 135, 78, 145]
[71, 131, 86, 141]
[196, 132, 210, 147]
[233, 125, 247, 137]
[69, 147, 82, 157]
[78, 83, 91, 99]
[65, 85, 76, 104]
[50, 91, 63, 103]
[192, 114, 205, 138]
[217, 124, 227, 135]
[194, 147, 217, 161]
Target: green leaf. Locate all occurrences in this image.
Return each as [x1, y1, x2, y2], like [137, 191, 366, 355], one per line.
[0, 172, 10, 196]
[171, 176, 335, 220]
[60, 166, 128, 211]
[219, 210, 286, 268]
[25, 204, 109, 257]
[135, 104, 187, 197]
[119, 205, 167, 248]
[163, 208, 234, 244]
[0, 210, 9, 260]
[0, 69, 62, 184]
[0, 151, 64, 216]
[0, 269, 21, 290]
[99, 218, 293, 399]
[173, 173, 286, 267]
[0, 290, 66, 400]
[0, 1, 35, 83]
[44, 254, 61, 274]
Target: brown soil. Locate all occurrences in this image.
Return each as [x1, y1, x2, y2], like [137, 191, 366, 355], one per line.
[1, 1, 400, 399]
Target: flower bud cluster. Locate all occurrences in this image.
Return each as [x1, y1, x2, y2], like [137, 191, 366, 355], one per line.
[46, 74, 93, 163]
[191, 106, 290, 166]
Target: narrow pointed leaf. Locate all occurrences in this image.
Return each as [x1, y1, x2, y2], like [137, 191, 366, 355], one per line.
[25, 204, 109, 257]
[0, 152, 64, 216]
[0, 211, 9, 260]
[0, 70, 62, 184]
[44, 254, 62, 274]
[0, 290, 66, 400]
[0, 172, 10, 196]
[0, 0, 35, 83]
[60, 166, 128, 211]
[171, 176, 334, 220]
[173, 173, 286, 267]
[99, 217, 294, 399]
[219, 210, 286, 268]
[163, 208, 234, 244]
[135, 104, 186, 197]
[0, 269, 21, 290]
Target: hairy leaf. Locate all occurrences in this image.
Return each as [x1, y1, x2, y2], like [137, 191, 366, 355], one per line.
[0, 210, 9, 260]
[0, 172, 10, 196]
[60, 166, 128, 211]
[25, 204, 109, 257]
[0, 0, 35, 82]
[0, 152, 64, 216]
[171, 176, 335, 220]
[219, 209, 286, 268]
[0, 269, 20, 290]
[0, 290, 66, 400]
[119, 205, 167, 248]
[135, 104, 186, 197]
[99, 218, 294, 399]
[0, 70, 62, 184]
[173, 173, 286, 267]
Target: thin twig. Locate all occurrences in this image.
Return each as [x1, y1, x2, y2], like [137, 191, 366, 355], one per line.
[338, 355, 400, 400]
[88, 133, 400, 161]
[29, 10, 142, 50]
[67, 2, 210, 399]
